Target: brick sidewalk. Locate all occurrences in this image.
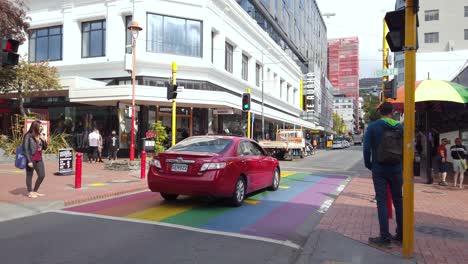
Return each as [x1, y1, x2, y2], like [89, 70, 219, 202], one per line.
[316, 173, 468, 264]
[0, 160, 148, 207]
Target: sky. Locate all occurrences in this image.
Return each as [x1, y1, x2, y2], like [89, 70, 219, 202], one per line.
[316, 0, 396, 78]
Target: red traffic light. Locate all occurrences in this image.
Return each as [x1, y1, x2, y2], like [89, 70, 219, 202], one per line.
[1, 39, 20, 53]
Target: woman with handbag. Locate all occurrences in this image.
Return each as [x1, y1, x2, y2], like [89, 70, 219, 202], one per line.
[22, 120, 48, 198]
[450, 138, 467, 189]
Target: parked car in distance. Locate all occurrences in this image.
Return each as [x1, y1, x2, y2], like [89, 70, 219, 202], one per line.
[352, 134, 362, 145]
[332, 140, 344, 149]
[147, 136, 281, 206]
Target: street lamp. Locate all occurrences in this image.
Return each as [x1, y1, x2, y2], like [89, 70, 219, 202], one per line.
[128, 21, 142, 161]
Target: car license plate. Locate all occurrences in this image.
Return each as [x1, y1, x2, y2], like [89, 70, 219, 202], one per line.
[171, 163, 188, 172]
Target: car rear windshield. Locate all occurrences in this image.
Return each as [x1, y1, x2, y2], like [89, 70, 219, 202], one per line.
[170, 137, 233, 153]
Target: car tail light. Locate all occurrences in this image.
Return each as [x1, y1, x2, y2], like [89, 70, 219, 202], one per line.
[152, 159, 161, 169]
[199, 162, 226, 172]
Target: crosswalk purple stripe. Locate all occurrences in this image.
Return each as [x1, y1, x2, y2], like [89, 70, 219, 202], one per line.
[241, 177, 345, 240]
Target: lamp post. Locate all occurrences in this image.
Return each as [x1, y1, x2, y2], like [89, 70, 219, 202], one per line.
[128, 21, 142, 161]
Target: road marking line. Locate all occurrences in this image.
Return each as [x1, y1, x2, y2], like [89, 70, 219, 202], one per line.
[244, 199, 260, 205]
[318, 198, 334, 214]
[280, 171, 296, 178]
[50, 210, 301, 249]
[87, 183, 107, 187]
[278, 185, 290, 189]
[126, 203, 194, 221]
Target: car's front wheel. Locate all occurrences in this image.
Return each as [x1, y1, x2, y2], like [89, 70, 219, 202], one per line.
[230, 177, 246, 207]
[268, 168, 280, 191]
[160, 193, 179, 201]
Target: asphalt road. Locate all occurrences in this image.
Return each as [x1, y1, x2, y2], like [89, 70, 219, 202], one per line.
[0, 146, 404, 264]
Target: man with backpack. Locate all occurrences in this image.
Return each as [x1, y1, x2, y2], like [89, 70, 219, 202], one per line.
[363, 102, 403, 248]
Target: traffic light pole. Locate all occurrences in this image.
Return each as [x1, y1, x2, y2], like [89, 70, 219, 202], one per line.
[402, 0, 417, 258]
[129, 36, 137, 161]
[172, 62, 177, 146]
[247, 88, 251, 139]
[382, 20, 389, 101]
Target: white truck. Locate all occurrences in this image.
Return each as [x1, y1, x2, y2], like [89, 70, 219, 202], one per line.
[352, 134, 363, 145]
[258, 129, 305, 160]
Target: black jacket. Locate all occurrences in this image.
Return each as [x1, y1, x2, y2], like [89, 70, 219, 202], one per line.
[107, 135, 120, 150]
[22, 133, 48, 163]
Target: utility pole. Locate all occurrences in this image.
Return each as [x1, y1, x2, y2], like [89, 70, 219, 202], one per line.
[247, 88, 251, 139]
[171, 62, 177, 146]
[261, 50, 265, 140]
[402, 0, 417, 258]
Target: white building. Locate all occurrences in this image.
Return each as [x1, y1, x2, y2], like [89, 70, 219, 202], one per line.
[333, 95, 355, 134]
[8, 0, 320, 153]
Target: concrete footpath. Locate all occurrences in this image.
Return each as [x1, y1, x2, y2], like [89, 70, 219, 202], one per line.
[314, 172, 468, 264]
[0, 160, 148, 222]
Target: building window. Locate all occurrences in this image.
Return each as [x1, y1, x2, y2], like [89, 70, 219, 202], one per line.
[465, 6, 468, 17]
[82, 20, 106, 58]
[465, 29, 468, 40]
[424, 32, 439, 43]
[242, 54, 249, 81]
[125, 16, 132, 54]
[424, 10, 439, 21]
[147, 13, 202, 57]
[255, 63, 261, 87]
[225, 42, 233, 73]
[28, 26, 63, 62]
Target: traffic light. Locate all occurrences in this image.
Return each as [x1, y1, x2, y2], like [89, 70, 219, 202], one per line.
[1, 39, 20, 66]
[166, 82, 177, 100]
[242, 93, 250, 112]
[383, 79, 397, 99]
[384, 6, 419, 52]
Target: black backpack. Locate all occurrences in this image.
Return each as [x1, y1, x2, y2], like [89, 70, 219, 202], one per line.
[376, 126, 403, 164]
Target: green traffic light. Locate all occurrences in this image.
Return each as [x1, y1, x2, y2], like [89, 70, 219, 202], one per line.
[244, 104, 249, 109]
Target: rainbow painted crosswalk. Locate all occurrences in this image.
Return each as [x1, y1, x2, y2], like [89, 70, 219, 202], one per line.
[66, 172, 347, 242]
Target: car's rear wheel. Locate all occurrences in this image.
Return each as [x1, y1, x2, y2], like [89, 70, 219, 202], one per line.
[160, 193, 179, 201]
[268, 167, 280, 191]
[230, 177, 246, 207]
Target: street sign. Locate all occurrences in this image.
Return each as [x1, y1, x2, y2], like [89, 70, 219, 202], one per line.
[375, 68, 399, 77]
[57, 148, 74, 176]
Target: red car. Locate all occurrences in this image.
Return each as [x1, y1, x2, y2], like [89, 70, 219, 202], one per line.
[148, 136, 280, 206]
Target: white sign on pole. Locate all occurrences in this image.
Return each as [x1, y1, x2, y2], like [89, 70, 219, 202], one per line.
[375, 68, 399, 77]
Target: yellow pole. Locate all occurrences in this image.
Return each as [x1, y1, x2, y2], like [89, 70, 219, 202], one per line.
[403, 0, 416, 258]
[171, 62, 177, 146]
[247, 88, 251, 139]
[299, 78, 304, 110]
[382, 19, 389, 102]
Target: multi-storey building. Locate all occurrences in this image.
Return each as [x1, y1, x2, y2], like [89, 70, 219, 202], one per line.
[328, 37, 359, 130]
[333, 95, 355, 134]
[1, 0, 323, 155]
[394, 0, 468, 87]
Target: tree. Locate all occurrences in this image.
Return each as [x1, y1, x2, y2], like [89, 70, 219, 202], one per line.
[0, 60, 60, 116]
[0, 0, 29, 43]
[362, 94, 381, 124]
[332, 112, 347, 136]
[151, 121, 168, 154]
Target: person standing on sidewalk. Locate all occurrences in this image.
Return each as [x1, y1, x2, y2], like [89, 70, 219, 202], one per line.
[450, 138, 466, 188]
[88, 128, 100, 163]
[107, 130, 119, 160]
[437, 138, 449, 186]
[23, 120, 48, 198]
[363, 102, 403, 248]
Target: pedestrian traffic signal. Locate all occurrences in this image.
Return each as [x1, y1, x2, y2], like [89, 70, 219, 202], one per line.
[242, 93, 251, 112]
[383, 79, 397, 100]
[384, 8, 419, 52]
[167, 83, 177, 100]
[1, 39, 20, 66]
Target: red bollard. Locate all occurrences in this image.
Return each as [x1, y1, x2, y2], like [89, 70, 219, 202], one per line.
[387, 184, 393, 219]
[75, 153, 82, 189]
[140, 150, 146, 179]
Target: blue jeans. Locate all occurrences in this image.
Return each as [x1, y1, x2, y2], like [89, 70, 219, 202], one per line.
[372, 170, 403, 240]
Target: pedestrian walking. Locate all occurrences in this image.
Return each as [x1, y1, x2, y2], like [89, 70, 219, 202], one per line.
[97, 130, 104, 163]
[450, 138, 466, 189]
[107, 130, 120, 160]
[363, 102, 403, 248]
[22, 120, 48, 198]
[437, 138, 450, 186]
[88, 128, 100, 163]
